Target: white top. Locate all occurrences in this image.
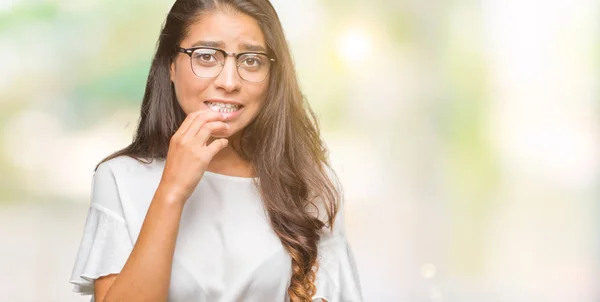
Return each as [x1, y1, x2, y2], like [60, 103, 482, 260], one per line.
[69, 156, 362, 302]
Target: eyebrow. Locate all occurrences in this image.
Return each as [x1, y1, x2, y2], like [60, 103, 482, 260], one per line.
[239, 42, 267, 52]
[191, 40, 267, 53]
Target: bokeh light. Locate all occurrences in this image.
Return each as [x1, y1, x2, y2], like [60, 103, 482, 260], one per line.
[338, 28, 371, 65]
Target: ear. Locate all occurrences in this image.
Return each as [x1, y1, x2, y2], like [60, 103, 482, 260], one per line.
[170, 61, 176, 83]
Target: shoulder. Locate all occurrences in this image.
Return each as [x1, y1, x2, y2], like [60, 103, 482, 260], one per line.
[95, 155, 163, 180]
[90, 155, 164, 214]
[93, 155, 164, 196]
[96, 155, 158, 173]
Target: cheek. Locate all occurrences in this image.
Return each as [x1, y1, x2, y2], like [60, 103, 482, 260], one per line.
[173, 66, 210, 114]
[242, 89, 267, 119]
[252, 82, 269, 107]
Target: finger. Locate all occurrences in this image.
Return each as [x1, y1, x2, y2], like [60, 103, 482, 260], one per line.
[196, 121, 229, 143]
[205, 138, 229, 158]
[183, 111, 226, 138]
[176, 111, 203, 136]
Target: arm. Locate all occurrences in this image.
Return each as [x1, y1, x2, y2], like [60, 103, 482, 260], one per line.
[94, 274, 117, 301]
[98, 188, 184, 302]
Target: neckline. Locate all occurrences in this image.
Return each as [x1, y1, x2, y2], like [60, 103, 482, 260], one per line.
[203, 170, 259, 182]
[152, 158, 258, 182]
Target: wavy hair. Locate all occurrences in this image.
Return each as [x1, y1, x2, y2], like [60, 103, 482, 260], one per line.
[97, 0, 340, 300]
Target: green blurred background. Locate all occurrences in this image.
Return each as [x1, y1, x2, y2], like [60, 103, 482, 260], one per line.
[0, 0, 598, 301]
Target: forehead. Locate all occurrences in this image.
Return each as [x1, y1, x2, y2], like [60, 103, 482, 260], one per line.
[182, 10, 266, 51]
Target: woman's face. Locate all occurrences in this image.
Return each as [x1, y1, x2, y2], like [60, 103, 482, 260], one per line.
[170, 10, 270, 138]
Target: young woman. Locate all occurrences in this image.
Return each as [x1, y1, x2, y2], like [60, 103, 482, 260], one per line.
[69, 1, 362, 301]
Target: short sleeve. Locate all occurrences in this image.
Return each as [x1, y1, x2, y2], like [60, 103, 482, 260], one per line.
[312, 166, 363, 302]
[312, 236, 362, 302]
[69, 162, 134, 296]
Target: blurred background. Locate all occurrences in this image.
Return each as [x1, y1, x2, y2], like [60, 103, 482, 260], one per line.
[0, 0, 598, 301]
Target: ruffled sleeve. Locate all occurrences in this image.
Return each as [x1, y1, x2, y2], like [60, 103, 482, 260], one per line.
[69, 162, 134, 296]
[312, 166, 363, 302]
[312, 233, 362, 302]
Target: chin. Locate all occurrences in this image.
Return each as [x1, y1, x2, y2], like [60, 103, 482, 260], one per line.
[211, 127, 238, 139]
[210, 130, 230, 138]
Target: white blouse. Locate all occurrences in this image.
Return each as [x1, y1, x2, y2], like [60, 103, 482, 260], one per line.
[69, 156, 362, 302]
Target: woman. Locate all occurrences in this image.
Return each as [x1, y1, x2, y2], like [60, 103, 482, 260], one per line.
[69, 0, 362, 301]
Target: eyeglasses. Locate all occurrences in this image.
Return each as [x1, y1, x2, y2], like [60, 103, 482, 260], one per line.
[177, 46, 275, 83]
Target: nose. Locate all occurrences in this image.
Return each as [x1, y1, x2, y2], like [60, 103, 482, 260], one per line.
[214, 57, 242, 92]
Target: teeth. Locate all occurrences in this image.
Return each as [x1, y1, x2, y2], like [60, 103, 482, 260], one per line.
[206, 102, 240, 113]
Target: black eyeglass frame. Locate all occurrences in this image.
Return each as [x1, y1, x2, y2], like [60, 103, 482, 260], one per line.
[177, 46, 276, 82]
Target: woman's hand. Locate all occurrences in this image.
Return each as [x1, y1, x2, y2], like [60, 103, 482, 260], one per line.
[157, 110, 229, 205]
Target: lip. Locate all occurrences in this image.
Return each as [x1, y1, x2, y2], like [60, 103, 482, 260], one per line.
[204, 98, 244, 107]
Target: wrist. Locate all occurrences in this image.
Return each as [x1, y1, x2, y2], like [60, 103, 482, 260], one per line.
[155, 183, 187, 207]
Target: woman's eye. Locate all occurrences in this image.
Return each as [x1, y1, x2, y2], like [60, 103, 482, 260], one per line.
[241, 56, 262, 67]
[195, 54, 215, 62]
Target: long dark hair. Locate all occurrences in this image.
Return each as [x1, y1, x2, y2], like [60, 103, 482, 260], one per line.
[98, 1, 340, 300]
